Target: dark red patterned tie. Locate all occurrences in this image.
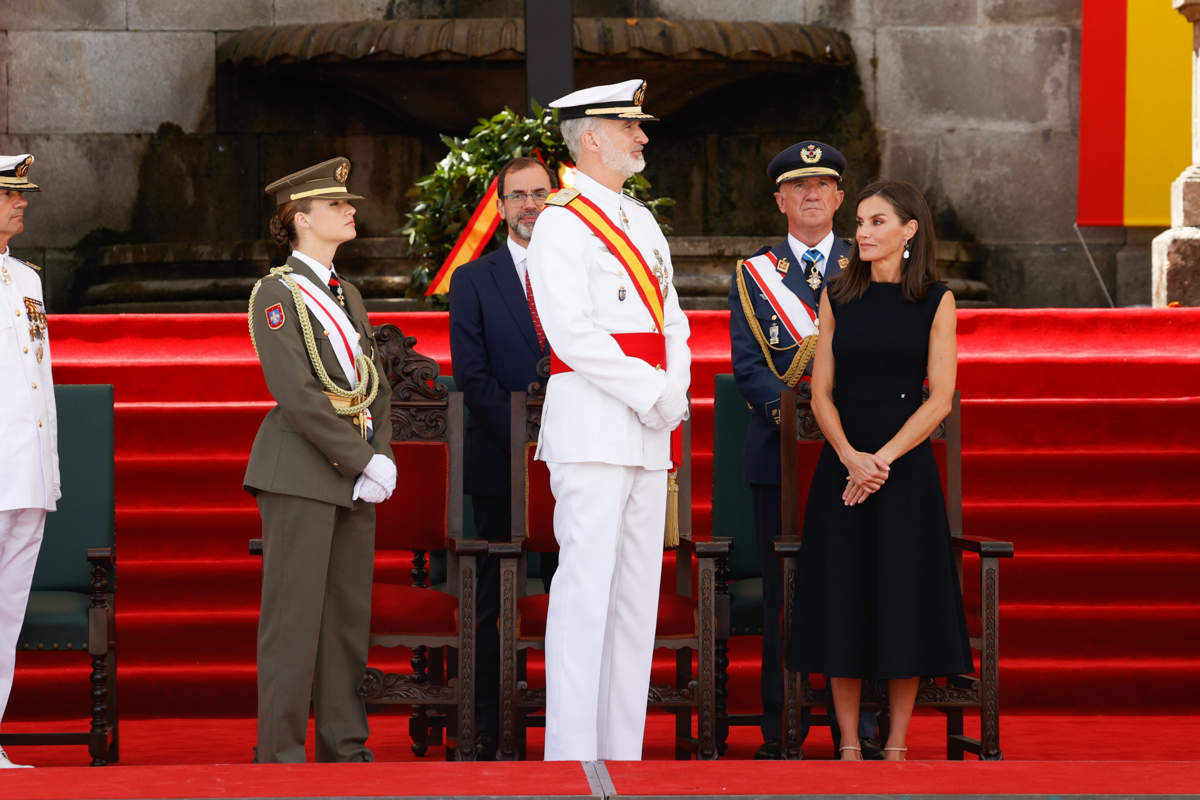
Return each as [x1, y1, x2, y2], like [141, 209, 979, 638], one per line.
[525, 268, 546, 352]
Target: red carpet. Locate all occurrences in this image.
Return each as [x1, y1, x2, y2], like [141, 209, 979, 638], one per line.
[9, 308, 1200, 729]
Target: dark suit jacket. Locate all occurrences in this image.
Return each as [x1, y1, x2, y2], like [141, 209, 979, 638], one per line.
[449, 244, 548, 497]
[243, 255, 394, 506]
[729, 236, 851, 486]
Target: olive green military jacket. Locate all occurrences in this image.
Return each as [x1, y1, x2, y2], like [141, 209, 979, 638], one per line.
[243, 256, 394, 507]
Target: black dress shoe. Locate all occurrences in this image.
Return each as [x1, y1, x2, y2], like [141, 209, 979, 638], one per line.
[754, 739, 783, 760]
[861, 737, 884, 760]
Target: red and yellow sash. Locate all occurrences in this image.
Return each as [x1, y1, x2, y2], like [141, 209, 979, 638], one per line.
[551, 189, 665, 335]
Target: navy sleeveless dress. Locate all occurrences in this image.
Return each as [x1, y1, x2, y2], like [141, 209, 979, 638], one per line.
[788, 281, 973, 679]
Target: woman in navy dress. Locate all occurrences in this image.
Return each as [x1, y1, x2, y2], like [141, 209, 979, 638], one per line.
[788, 180, 972, 761]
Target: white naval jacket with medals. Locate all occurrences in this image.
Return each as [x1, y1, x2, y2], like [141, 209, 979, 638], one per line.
[0, 250, 60, 512]
[526, 171, 691, 470]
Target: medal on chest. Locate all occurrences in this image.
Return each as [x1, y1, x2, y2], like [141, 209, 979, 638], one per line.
[652, 249, 668, 295]
[24, 296, 47, 363]
[769, 320, 780, 345]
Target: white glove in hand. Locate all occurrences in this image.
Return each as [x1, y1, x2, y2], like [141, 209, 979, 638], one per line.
[637, 404, 671, 431]
[362, 453, 397, 495]
[653, 379, 689, 430]
[353, 473, 390, 504]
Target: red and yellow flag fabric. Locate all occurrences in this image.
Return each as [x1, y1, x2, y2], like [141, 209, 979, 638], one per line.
[1078, 0, 1192, 227]
[425, 176, 501, 295]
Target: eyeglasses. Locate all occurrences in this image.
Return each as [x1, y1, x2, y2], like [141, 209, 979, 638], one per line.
[501, 189, 551, 204]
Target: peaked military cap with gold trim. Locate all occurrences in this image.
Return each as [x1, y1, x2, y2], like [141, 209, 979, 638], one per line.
[0, 153, 40, 192]
[264, 156, 364, 206]
[550, 78, 659, 121]
[768, 140, 846, 184]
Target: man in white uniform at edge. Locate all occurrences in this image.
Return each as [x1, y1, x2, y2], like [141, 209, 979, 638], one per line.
[0, 154, 59, 769]
[526, 79, 691, 761]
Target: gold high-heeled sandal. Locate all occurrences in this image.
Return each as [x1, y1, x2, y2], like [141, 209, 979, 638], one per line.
[839, 744, 862, 760]
[883, 746, 907, 760]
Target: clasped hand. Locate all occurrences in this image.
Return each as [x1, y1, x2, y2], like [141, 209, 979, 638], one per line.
[353, 453, 397, 504]
[842, 450, 890, 506]
[638, 378, 688, 431]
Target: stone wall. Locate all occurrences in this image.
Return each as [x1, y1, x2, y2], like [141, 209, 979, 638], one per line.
[0, 0, 1157, 308]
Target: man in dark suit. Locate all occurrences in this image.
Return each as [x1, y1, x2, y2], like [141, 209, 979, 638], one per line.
[729, 141, 879, 759]
[448, 156, 556, 758]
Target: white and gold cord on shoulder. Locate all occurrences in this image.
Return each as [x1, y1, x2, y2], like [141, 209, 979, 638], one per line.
[248, 265, 379, 419]
[735, 261, 817, 389]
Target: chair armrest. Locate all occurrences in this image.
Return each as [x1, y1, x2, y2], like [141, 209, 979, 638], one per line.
[487, 541, 525, 558]
[86, 547, 115, 568]
[694, 538, 731, 557]
[452, 539, 489, 556]
[249, 538, 263, 557]
[953, 536, 1014, 559]
[771, 537, 802, 557]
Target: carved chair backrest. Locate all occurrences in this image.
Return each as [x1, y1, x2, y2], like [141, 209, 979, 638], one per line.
[779, 385, 962, 542]
[510, 357, 557, 553]
[374, 323, 464, 553]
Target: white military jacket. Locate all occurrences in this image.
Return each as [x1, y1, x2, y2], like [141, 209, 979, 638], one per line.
[0, 249, 60, 511]
[527, 171, 691, 469]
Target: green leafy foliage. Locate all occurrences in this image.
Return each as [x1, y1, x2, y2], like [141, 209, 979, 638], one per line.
[400, 105, 674, 297]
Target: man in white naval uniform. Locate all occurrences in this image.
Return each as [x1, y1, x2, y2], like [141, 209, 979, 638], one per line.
[526, 79, 691, 761]
[0, 154, 59, 769]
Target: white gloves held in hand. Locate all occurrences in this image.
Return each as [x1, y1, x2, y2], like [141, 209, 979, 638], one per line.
[352, 453, 397, 504]
[638, 378, 689, 431]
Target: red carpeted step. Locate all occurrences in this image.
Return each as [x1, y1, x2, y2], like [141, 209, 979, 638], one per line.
[997, 552, 1200, 604]
[998, 657, 1200, 712]
[963, 500, 1200, 553]
[962, 397, 1200, 450]
[1001, 603, 1200, 660]
[119, 506, 261, 558]
[958, 357, 1200, 399]
[962, 450, 1200, 503]
[116, 402, 273, 455]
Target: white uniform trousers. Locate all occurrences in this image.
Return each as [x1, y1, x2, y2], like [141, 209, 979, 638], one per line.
[0, 509, 46, 727]
[543, 462, 666, 761]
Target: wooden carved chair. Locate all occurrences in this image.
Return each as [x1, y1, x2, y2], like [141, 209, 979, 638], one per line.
[777, 385, 1014, 760]
[494, 365, 728, 760]
[0, 384, 118, 765]
[358, 324, 486, 760]
[249, 326, 484, 760]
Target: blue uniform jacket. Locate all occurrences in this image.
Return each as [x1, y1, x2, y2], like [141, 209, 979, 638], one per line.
[728, 237, 851, 485]
[448, 245, 549, 497]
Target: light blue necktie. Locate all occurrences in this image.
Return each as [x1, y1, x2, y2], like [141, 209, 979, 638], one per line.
[802, 248, 824, 291]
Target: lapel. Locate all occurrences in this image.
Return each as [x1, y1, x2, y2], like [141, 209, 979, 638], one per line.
[287, 255, 338, 307]
[489, 245, 544, 357]
[774, 239, 818, 312]
[826, 237, 852, 284]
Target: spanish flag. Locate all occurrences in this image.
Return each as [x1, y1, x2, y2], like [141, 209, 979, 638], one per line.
[1077, 0, 1192, 227]
[424, 176, 502, 296]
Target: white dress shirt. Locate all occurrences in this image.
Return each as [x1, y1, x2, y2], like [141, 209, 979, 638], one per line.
[787, 230, 836, 276]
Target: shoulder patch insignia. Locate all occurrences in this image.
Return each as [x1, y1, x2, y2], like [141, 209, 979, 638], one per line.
[544, 187, 580, 207]
[265, 303, 285, 330]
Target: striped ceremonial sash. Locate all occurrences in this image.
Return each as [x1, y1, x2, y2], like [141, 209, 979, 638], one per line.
[560, 193, 665, 335]
[740, 252, 818, 341]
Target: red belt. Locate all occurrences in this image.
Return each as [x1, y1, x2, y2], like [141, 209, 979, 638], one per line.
[549, 331, 680, 468]
[549, 332, 666, 374]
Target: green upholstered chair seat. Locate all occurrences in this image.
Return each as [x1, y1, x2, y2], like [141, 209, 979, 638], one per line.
[728, 577, 765, 636]
[18, 591, 92, 650]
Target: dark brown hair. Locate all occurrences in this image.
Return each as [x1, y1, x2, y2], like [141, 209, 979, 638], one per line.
[497, 157, 556, 197]
[829, 179, 939, 304]
[268, 197, 314, 255]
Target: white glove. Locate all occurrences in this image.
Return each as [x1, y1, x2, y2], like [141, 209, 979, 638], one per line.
[353, 473, 390, 504]
[637, 403, 671, 431]
[362, 453, 397, 495]
[653, 379, 689, 430]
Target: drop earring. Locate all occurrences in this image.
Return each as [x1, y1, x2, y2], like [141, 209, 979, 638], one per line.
[903, 240, 911, 260]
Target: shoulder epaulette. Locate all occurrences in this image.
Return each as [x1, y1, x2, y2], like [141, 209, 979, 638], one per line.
[544, 187, 580, 207]
[14, 257, 40, 272]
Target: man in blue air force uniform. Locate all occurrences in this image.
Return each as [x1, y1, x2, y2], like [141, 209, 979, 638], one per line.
[448, 156, 556, 758]
[728, 141, 880, 759]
